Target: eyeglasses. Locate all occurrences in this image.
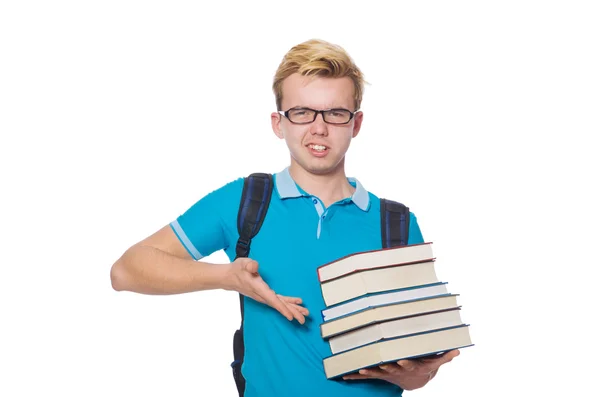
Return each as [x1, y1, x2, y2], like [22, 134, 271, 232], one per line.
[278, 107, 358, 125]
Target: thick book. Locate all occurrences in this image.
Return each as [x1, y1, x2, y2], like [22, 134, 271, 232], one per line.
[317, 242, 434, 283]
[320, 294, 459, 339]
[328, 308, 464, 354]
[323, 325, 473, 379]
[320, 260, 440, 307]
[321, 282, 449, 322]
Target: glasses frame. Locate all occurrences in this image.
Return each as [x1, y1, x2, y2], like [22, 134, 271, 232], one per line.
[278, 107, 359, 125]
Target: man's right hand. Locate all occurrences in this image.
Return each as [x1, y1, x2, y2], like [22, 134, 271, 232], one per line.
[225, 257, 309, 324]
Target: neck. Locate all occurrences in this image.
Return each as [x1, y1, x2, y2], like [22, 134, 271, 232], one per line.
[288, 161, 355, 207]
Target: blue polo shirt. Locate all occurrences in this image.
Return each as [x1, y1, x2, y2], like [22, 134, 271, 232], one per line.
[170, 167, 425, 397]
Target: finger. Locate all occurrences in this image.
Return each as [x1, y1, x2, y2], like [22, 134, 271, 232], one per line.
[420, 350, 459, 367]
[396, 359, 417, 372]
[254, 285, 295, 321]
[378, 364, 398, 374]
[287, 303, 309, 316]
[277, 295, 309, 320]
[343, 367, 383, 380]
[277, 295, 303, 305]
[357, 367, 385, 378]
[278, 296, 309, 315]
[436, 349, 460, 366]
[343, 374, 369, 380]
[285, 303, 306, 324]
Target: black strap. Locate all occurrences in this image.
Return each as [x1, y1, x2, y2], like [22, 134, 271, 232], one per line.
[232, 173, 273, 397]
[380, 198, 410, 248]
[235, 173, 273, 259]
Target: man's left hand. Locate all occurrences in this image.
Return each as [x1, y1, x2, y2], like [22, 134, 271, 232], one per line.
[343, 350, 460, 391]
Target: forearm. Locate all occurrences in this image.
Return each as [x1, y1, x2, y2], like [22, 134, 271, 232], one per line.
[110, 244, 231, 295]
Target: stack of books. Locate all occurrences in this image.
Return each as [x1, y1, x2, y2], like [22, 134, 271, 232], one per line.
[317, 242, 473, 379]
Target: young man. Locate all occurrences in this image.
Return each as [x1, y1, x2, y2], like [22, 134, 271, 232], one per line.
[110, 39, 459, 396]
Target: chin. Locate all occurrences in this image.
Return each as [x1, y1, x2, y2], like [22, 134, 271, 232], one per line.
[306, 167, 333, 175]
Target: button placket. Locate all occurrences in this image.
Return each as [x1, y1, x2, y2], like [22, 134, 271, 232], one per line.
[312, 196, 325, 239]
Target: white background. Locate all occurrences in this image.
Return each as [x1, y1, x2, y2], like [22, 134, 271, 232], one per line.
[1, 1, 599, 396]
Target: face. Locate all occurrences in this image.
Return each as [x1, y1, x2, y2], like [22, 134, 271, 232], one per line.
[271, 73, 363, 176]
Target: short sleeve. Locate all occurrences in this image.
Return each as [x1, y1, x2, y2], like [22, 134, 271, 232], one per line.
[408, 212, 425, 245]
[170, 177, 244, 260]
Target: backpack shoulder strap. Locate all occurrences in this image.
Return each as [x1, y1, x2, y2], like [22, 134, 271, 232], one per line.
[235, 173, 274, 259]
[231, 172, 273, 397]
[380, 198, 410, 248]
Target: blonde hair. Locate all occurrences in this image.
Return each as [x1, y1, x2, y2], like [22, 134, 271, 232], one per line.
[272, 39, 365, 111]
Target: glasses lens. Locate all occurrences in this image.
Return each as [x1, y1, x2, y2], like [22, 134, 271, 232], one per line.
[288, 108, 316, 123]
[323, 109, 352, 124]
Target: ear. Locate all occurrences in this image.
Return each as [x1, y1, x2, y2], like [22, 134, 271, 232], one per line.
[352, 111, 363, 138]
[271, 111, 284, 139]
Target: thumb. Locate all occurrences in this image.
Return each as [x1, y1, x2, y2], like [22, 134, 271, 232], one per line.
[243, 259, 259, 274]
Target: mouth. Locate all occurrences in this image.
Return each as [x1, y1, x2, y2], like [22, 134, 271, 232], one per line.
[306, 143, 329, 157]
[308, 144, 328, 152]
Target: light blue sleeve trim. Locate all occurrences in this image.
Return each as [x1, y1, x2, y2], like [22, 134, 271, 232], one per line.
[170, 220, 204, 260]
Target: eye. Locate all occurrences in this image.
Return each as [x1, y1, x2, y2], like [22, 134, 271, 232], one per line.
[326, 109, 350, 118]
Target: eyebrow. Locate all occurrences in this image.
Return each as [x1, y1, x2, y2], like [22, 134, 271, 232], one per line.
[291, 106, 351, 110]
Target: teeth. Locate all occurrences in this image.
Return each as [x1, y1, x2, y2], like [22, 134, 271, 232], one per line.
[310, 144, 326, 151]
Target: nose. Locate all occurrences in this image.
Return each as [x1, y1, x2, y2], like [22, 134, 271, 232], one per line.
[310, 112, 328, 136]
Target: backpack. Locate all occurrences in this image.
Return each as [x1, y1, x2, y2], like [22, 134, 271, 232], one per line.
[230, 173, 410, 396]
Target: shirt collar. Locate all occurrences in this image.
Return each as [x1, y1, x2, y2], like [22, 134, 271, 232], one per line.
[274, 167, 370, 211]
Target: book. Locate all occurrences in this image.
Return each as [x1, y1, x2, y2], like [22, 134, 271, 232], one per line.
[317, 242, 434, 283]
[320, 294, 460, 339]
[316, 242, 474, 380]
[328, 308, 464, 354]
[320, 260, 440, 307]
[323, 324, 473, 379]
[321, 282, 449, 322]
